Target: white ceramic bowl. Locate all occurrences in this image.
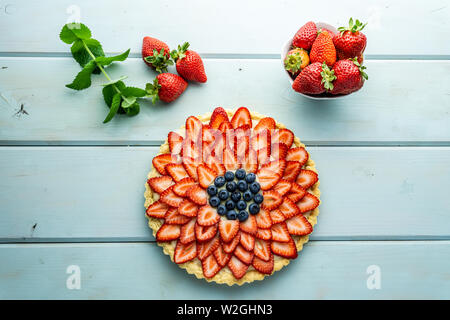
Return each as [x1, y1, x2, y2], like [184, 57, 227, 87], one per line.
[282, 22, 344, 100]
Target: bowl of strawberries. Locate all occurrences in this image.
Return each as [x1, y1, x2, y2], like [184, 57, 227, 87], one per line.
[282, 18, 368, 99]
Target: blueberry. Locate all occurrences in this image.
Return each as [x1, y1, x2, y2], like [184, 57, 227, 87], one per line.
[253, 193, 264, 204]
[214, 176, 226, 188]
[245, 173, 256, 183]
[207, 185, 217, 196]
[238, 210, 249, 222]
[231, 191, 241, 202]
[237, 180, 248, 192]
[235, 169, 246, 180]
[209, 196, 220, 207]
[243, 190, 253, 202]
[217, 205, 227, 216]
[236, 200, 247, 210]
[218, 189, 229, 201]
[227, 210, 238, 220]
[224, 171, 235, 181]
[225, 200, 236, 210]
[249, 203, 260, 215]
[249, 182, 261, 194]
[226, 181, 237, 192]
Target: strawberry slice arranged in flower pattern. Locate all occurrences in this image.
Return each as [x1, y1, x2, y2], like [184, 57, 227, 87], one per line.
[146, 107, 319, 281]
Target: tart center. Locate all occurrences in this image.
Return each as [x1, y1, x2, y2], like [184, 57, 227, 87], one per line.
[207, 169, 264, 222]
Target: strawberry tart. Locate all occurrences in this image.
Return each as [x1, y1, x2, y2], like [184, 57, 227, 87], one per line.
[144, 107, 320, 285]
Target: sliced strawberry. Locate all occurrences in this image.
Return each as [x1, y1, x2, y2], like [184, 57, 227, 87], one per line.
[174, 241, 197, 264]
[269, 209, 286, 224]
[271, 238, 298, 259]
[168, 131, 183, 155]
[255, 228, 272, 240]
[185, 116, 203, 143]
[160, 187, 184, 207]
[179, 218, 196, 243]
[254, 117, 276, 133]
[165, 163, 189, 182]
[209, 132, 226, 160]
[152, 153, 178, 175]
[241, 148, 258, 173]
[195, 223, 218, 242]
[273, 179, 292, 196]
[202, 254, 222, 278]
[286, 147, 309, 166]
[214, 245, 232, 267]
[239, 232, 255, 251]
[219, 219, 240, 243]
[228, 255, 249, 279]
[297, 192, 320, 213]
[218, 121, 233, 133]
[251, 130, 271, 152]
[164, 207, 192, 225]
[197, 164, 217, 189]
[210, 107, 230, 129]
[270, 143, 288, 161]
[197, 235, 220, 260]
[260, 159, 286, 176]
[296, 170, 319, 189]
[182, 158, 199, 181]
[172, 177, 196, 197]
[223, 231, 241, 253]
[223, 147, 240, 171]
[252, 255, 274, 274]
[278, 197, 300, 219]
[254, 238, 271, 261]
[257, 147, 271, 166]
[146, 200, 169, 219]
[231, 107, 252, 129]
[235, 135, 250, 163]
[197, 205, 220, 226]
[286, 215, 313, 236]
[271, 222, 291, 242]
[255, 209, 272, 229]
[261, 190, 283, 210]
[181, 140, 201, 161]
[257, 170, 281, 191]
[156, 223, 181, 242]
[202, 125, 215, 144]
[205, 155, 226, 176]
[234, 245, 254, 265]
[271, 129, 294, 148]
[187, 184, 207, 205]
[239, 215, 257, 235]
[178, 199, 198, 217]
[287, 182, 307, 203]
[147, 175, 174, 194]
[283, 161, 302, 182]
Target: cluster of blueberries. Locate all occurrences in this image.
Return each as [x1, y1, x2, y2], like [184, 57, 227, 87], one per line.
[207, 169, 264, 222]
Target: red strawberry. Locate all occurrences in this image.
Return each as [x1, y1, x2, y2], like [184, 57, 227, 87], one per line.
[287, 182, 307, 203]
[197, 164, 217, 189]
[234, 245, 254, 265]
[240, 232, 255, 251]
[270, 143, 288, 162]
[228, 255, 249, 279]
[252, 255, 274, 274]
[182, 159, 199, 181]
[178, 199, 198, 217]
[223, 147, 240, 171]
[230, 107, 252, 129]
[273, 179, 292, 196]
[271, 129, 294, 148]
[146, 73, 188, 103]
[185, 116, 203, 143]
[261, 159, 286, 176]
[160, 187, 184, 207]
[165, 164, 190, 182]
[223, 232, 241, 253]
[292, 21, 318, 50]
[181, 142, 201, 163]
[146, 200, 169, 219]
[241, 148, 258, 173]
[286, 147, 309, 166]
[255, 209, 273, 229]
[205, 155, 226, 176]
[197, 235, 220, 260]
[152, 153, 178, 175]
[286, 215, 313, 236]
[156, 223, 181, 241]
[254, 117, 276, 133]
[195, 223, 218, 242]
[257, 167, 282, 191]
[292, 62, 336, 95]
[219, 219, 240, 243]
[330, 58, 368, 95]
[297, 192, 320, 213]
[147, 175, 174, 194]
[284, 48, 310, 78]
[168, 131, 183, 155]
[278, 198, 300, 219]
[261, 190, 283, 210]
[172, 177, 196, 197]
[254, 238, 272, 261]
[209, 107, 229, 129]
[271, 238, 298, 259]
[334, 18, 367, 60]
[202, 125, 215, 144]
[271, 222, 291, 242]
[270, 209, 286, 224]
[218, 121, 233, 133]
[187, 184, 207, 205]
[202, 255, 221, 278]
[180, 218, 196, 243]
[251, 129, 271, 153]
[310, 30, 337, 66]
[256, 228, 272, 240]
[197, 205, 220, 226]
[283, 161, 301, 182]
[141, 36, 171, 72]
[296, 170, 319, 189]
[239, 215, 257, 235]
[214, 245, 232, 267]
[171, 42, 207, 83]
[174, 241, 197, 264]
[164, 207, 191, 225]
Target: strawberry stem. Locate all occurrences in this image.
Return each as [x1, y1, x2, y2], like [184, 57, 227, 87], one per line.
[144, 48, 174, 73]
[320, 63, 336, 91]
[337, 17, 367, 34]
[284, 51, 303, 74]
[351, 57, 369, 80]
[170, 42, 190, 61]
[145, 78, 162, 104]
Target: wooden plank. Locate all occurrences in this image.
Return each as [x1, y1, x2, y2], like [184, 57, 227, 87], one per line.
[0, 241, 448, 299]
[0, 58, 449, 145]
[0, 0, 449, 56]
[0, 146, 449, 241]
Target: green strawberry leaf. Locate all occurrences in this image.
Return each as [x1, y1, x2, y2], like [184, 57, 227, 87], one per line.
[144, 48, 174, 73]
[103, 92, 122, 123]
[65, 60, 97, 90]
[95, 49, 130, 67]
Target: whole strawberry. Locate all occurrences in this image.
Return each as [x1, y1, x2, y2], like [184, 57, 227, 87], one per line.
[334, 18, 367, 60]
[146, 73, 188, 103]
[142, 37, 173, 73]
[331, 58, 368, 95]
[292, 21, 317, 50]
[310, 30, 336, 66]
[292, 62, 336, 95]
[171, 42, 207, 83]
[284, 48, 310, 78]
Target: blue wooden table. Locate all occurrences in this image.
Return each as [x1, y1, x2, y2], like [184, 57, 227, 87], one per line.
[0, 0, 449, 299]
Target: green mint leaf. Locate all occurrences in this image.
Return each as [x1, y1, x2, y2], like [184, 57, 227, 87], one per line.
[122, 86, 147, 98]
[102, 76, 128, 87]
[60, 25, 79, 44]
[95, 49, 130, 67]
[121, 96, 137, 109]
[102, 81, 126, 107]
[125, 102, 140, 117]
[69, 23, 92, 40]
[103, 92, 122, 123]
[70, 38, 105, 73]
[65, 60, 97, 90]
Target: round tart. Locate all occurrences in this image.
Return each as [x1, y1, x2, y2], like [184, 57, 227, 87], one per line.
[144, 107, 320, 285]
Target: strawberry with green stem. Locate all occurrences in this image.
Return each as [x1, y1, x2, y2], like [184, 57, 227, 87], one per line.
[171, 42, 207, 83]
[292, 62, 336, 95]
[145, 73, 188, 103]
[334, 18, 367, 61]
[142, 36, 174, 73]
[331, 57, 368, 95]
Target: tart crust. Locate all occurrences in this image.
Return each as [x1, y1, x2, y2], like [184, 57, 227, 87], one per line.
[144, 109, 320, 286]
